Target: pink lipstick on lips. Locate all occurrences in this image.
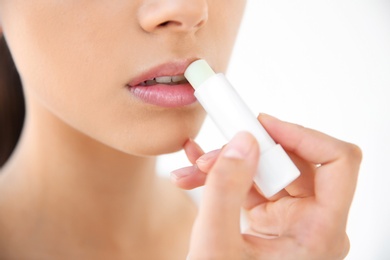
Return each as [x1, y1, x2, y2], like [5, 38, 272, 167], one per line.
[127, 61, 198, 108]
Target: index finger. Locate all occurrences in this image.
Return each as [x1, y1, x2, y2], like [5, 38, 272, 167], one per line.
[259, 114, 362, 212]
[184, 138, 204, 164]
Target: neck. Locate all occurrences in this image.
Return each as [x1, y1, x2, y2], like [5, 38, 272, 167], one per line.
[0, 97, 185, 254]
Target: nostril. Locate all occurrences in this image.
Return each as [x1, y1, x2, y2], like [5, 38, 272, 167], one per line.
[138, 1, 208, 33]
[158, 21, 170, 27]
[158, 20, 182, 28]
[195, 19, 207, 29]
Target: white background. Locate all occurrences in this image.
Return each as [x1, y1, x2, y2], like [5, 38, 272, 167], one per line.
[158, 1, 390, 259]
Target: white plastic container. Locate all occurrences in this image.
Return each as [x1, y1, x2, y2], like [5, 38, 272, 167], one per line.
[185, 59, 300, 198]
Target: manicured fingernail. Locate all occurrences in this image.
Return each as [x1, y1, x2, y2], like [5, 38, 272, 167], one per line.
[170, 165, 197, 180]
[196, 149, 220, 165]
[222, 132, 256, 159]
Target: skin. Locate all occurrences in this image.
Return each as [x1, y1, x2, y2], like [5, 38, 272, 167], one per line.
[0, 0, 246, 259]
[174, 114, 362, 259]
[0, 0, 362, 259]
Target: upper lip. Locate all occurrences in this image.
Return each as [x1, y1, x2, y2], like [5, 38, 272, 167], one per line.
[127, 59, 197, 87]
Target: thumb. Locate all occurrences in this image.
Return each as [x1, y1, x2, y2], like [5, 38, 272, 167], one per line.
[189, 132, 259, 257]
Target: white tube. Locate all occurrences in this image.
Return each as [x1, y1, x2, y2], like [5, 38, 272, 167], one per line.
[185, 60, 300, 198]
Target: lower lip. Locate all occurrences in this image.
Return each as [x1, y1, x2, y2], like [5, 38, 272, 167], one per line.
[128, 83, 197, 108]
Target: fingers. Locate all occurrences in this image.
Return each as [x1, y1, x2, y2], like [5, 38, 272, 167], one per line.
[183, 138, 204, 164]
[195, 149, 220, 172]
[170, 165, 207, 190]
[258, 114, 362, 213]
[284, 153, 316, 198]
[171, 141, 220, 190]
[258, 114, 361, 166]
[190, 132, 260, 253]
[171, 138, 205, 190]
[242, 185, 268, 209]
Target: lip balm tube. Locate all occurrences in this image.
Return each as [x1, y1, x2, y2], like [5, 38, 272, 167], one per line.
[184, 59, 300, 198]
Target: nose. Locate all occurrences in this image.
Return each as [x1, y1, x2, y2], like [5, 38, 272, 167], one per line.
[138, 0, 208, 33]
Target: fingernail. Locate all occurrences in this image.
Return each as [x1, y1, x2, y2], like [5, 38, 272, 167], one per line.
[258, 113, 281, 123]
[170, 165, 197, 180]
[196, 149, 220, 165]
[185, 138, 203, 154]
[222, 132, 256, 159]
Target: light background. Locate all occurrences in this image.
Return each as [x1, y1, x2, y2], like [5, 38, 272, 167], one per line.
[158, 1, 390, 259]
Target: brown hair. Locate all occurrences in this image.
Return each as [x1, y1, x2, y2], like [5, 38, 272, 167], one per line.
[0, 35, 25, 167]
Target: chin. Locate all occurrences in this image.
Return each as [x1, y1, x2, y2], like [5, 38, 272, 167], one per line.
[124, 133, 195, 157]
[98, 104, 206, 157]
[131, 109, 206, 157]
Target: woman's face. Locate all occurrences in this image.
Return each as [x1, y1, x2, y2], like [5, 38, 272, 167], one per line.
[0, 0, 246, 156]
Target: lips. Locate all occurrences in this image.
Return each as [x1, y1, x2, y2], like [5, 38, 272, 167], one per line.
[127, 60, 198, 108]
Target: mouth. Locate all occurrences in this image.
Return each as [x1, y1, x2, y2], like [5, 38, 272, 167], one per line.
[126, 60, 198, 108]
[135, 75, 188, 87]
[127, 60, 194, 88]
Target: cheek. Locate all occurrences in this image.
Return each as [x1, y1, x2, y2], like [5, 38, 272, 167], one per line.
[3, 1, 207, 156]
[2, 0, 243, 156]
[205, 0, 247, 72]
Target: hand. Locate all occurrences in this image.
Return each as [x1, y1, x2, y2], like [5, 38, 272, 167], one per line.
[171, 114, 362, 260]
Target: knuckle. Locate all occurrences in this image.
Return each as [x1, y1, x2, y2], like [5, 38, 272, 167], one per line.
[349, 143, 363, 163]
[340, 235, 351, 259]
[341, 142, 363, 164]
